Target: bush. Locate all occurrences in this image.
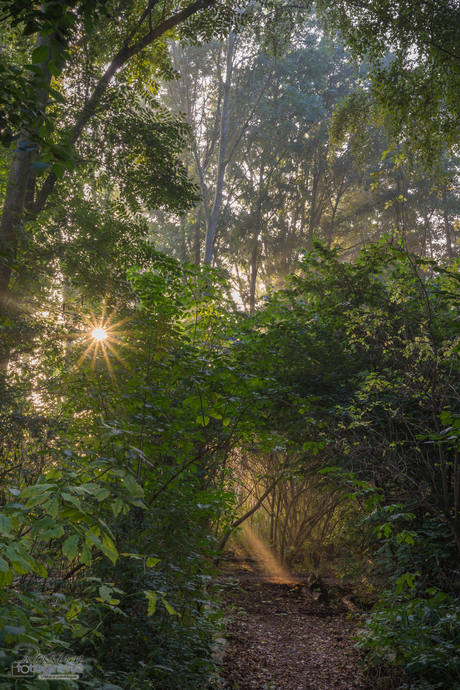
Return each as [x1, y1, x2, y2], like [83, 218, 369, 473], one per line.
[357, 589, 460, 689]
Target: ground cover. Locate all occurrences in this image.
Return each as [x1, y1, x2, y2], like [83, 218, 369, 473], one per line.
[220, 560, 372, 690]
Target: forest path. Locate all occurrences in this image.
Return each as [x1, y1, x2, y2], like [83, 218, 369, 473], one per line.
[219, 561, 371, 690]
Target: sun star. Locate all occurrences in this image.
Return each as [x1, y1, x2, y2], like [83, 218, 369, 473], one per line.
[92, 327, 108, 341]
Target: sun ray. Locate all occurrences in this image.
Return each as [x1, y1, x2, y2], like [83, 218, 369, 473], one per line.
[107, 336, 142, 353]
[91, 341, 100, 371]
[64, 298, 140, 386]
[73, 340, 97, 373]
[104, 340, 131, 368]
[101, 345, 119, 389]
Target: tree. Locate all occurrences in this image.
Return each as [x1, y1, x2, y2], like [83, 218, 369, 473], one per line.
[319, 0, 460, 172]
[0, 0, 260, 321]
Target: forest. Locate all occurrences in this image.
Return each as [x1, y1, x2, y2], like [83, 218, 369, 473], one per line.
[1, 1, 460, 689]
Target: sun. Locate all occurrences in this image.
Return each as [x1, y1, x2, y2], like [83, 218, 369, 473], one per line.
[67, 307, 138, 386]
[92, 327, 108, 341]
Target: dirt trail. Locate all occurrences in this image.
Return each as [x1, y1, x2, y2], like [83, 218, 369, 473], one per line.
[220, 561, 370, 690]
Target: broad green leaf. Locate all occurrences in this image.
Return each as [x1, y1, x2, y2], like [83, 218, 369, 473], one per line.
[38, 525, 65, 541]
[44, 496, 59, 518]
[62, 535, 79, 561]
[102, 533, 118, 564]
[123, 473, 144, 498]
[80, 542, 91, 565]
[111, 496, 123, 517]
[22, 484, 57, 499]
[94, 488, 111, 502]
[31, 45, 49, 64]
[98, 585, 113, 603]
[0, 515, 12, 534]
[3, 625, 25, 637]
[0, 569, 13, 587]
[52, 161, 64, 178]
[32, 563, 48, 578]
[31, 516, 55, 537]
[48, 59, 61, 77]
[31, 161, 52, 174]
[85, 530, 118, 564]
[61, 493, 84, 511]
[25, 493, 51, 509]
[146, 557, 160, 568]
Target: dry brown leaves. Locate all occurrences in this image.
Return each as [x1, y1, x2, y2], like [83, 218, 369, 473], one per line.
[219, 567, 371, 690]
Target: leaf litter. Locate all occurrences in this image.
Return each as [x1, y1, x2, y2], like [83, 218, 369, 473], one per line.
[219, 563, 371, 690]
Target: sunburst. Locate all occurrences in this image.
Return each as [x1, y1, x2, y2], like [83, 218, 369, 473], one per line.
[69, 308, 139, 386]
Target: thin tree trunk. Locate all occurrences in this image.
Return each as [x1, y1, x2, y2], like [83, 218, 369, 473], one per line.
[249, 162, 265, 314]
[204, 31, 236, 265]
[179, 214, 186, 263]
[217, 476, 280, 555]
[443, 186, 454, 261]
[193, 218, 201, 265]
[307, 159, 320, 251]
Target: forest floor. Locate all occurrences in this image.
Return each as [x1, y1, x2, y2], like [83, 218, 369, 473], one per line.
[218, 556, 375, 690]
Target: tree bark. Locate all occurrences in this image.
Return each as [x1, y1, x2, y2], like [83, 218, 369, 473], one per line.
[443, 186, 454, 261]
[0, 30, 55, 312]
[0, 29, 57, 371]
[249, 162, 265, 314]
[204, 31, 236, 265]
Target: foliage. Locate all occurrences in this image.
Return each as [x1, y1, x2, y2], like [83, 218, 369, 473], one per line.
[319, 0, 460, 172]
[357, 589, 460, 690]
[0, 251, 287, 688]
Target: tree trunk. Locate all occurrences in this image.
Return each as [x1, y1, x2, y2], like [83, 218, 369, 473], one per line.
[204, 32, 236, 265]
[443, 186, 454, 261]
[307, 159, 320, 251]
[0, 30, 56, 371]
[249, 163, 265, 314]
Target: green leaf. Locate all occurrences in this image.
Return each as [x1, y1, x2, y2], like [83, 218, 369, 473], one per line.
[0, 515, 12, 534]
[0, 557, 10, 573]
[146, 557, 160, 568]
[38, 525, 65, 541]
[98, 585, 113, 603]
[162, 598, 177, 615]
[48, 59, 61, 77]
[31, 45, 50, 64]
[93, 487, 111, 502]
[43, 496, 59, 518]
[111, 496, 123, 517]
[31, 516, 55, 537]
[80, 541, 91, 565]
[145, 590, 157, 616]
[25, 494, 50, 509]
[52, 161, 65, 178]
[33, 562, 48, 578]
[3, 625, 25, 637]
[22, 483, 56, 499]
[123, 473, 144, 498]
[30, 161, 52, 175]
[62, 535, 79, 561]
[222, 418, 231, 427]
[102, 533, 118, 564]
